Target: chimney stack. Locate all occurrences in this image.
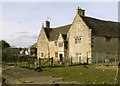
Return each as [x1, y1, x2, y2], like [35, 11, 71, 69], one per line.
[45, 20, 50, 28]
[76, 7, 85, 16]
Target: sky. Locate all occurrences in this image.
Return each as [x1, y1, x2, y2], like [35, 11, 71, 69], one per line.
[1, 1, 119, 48]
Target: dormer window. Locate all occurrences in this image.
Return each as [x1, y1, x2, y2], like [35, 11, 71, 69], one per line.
[59, 42, 63, 47]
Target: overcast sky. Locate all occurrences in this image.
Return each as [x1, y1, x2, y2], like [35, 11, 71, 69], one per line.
[1, 1, 119, 48]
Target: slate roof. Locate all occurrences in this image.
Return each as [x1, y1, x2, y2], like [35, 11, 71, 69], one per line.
[44, 28, 52, 39]
[43, 16, 120, 41]
[81, 16, 120, 37]
[43, 24, 71, 41]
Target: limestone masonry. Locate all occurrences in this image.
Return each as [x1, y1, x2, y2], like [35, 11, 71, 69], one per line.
[37, 7, 120, 64]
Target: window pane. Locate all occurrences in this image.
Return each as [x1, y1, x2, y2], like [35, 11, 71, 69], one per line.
[41, 53, 44, 57]
[74, 36, 82, 44]
[106, 36, 111, 43]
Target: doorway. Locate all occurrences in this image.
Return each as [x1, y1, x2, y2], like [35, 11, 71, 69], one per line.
[59, 54, 63, 62]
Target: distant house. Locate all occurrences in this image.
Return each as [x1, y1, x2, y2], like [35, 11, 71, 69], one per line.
[37, 7, 120, 64]
[20, 50, 24, 55]
[20, 48, 29, 56]
[28, 43, 37, 56]
[25, 50, 29, 55]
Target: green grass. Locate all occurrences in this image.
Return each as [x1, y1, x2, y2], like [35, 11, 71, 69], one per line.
[17, 62, 35, 68]
[39, 65, 117, 84]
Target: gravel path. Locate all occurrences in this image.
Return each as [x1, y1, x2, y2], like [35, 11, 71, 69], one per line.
[2, 65, 80, 84]
[2, 66, 64, 84]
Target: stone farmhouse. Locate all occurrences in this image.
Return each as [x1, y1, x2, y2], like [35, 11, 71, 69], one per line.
[37, 7, 120, 64]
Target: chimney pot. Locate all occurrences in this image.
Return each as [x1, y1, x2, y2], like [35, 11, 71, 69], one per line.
[45, 20, 50, 28]
[76, 7, 85, 16]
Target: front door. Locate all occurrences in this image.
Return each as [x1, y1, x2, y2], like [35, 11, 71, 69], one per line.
[59, 54, 63, 62]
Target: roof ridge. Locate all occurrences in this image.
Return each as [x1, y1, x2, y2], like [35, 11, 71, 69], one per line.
[82, 16, 119, 23]
[53, 24, 72, 29]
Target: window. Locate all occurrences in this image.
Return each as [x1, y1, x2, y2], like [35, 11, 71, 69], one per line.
[55, 52, 58, 58]
[59, 42, 63, 47]
[105, 52, 110, 63]
[74, 36, 82, 44]
[91, 45, 94, 48]
[64, 41, 68, 48]
[76, 23, 80, 29]
[75, 38, 77, 44]
[55, 41, 57, 46]
[106, 36, 112, 43]
[78, 38, 81, 43]
[91, 37, 94, 43]
[119, 38, 120, 41]
[76, 53, 81, 63]
[41, 53, 44, 57]
[106, 52, 110, 60]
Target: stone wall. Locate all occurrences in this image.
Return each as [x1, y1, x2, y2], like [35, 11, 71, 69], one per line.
[37, 28, 49, 59]
[92, 36, 119, 63]
[68, 14, 92, 64]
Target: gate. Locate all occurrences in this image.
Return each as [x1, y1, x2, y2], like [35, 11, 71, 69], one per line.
[38, 57, 54, 67]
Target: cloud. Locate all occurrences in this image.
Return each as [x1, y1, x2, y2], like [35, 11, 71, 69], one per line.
[8, 33, 38, 48]
[8, 37, 37, 48]
[19, 34, 38, 39]
[2, 20, 39, 47]
[9, 31, 38, 39]
[16, 31, 37, 39]
[16, 31, 29, 34]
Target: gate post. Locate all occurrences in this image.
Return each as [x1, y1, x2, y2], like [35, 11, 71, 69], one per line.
[102, 55, 104, 66]
[71, 57, 73, 65]
[39, 58, 41, 66]
[51, 57, 54, 67]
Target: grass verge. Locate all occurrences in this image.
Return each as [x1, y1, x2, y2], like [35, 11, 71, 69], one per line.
[39, 65, 117, 84]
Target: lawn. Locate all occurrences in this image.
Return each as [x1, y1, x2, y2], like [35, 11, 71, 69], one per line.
[39, 65, 117, 84]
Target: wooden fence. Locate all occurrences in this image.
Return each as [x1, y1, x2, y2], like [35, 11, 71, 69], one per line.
[38, 57, 54, 67]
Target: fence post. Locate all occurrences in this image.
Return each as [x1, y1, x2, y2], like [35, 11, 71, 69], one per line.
[102, 55, 104, 66]
[39, 58, 41, 66]
[28, 57, 30, 68]
[115, 56, 116, 66]
[71, 57, 73, 65]
[96, 51, 98, 65]
[51, 57, 54, 67]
